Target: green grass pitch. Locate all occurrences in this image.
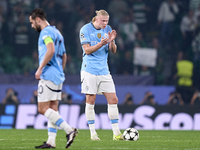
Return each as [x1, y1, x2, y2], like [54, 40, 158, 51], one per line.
[0, 129, 200, 150]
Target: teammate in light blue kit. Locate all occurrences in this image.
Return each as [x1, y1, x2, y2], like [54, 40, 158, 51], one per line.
[80, 10, 123, 140]
[29, 8, 77, 149]
[38, 25, 65, 85]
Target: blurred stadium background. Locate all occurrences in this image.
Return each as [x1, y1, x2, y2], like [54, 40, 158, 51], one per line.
[0, 0, 200, 130]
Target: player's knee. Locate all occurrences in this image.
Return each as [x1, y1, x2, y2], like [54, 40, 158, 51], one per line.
[87, 100, 95, 105]
[86, 94, 96, 104]
[38, 108, 44, 115]
[109, 96, 118, 104]
[50, 103, 58, 111]
[38, 106, 48, 115]
[113, 97, 118, 104]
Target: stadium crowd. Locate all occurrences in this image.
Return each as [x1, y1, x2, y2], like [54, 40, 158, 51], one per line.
[1, 0, 200, 105]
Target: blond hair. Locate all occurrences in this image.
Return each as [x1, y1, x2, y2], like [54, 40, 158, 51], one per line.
[92, 10, 109, 22]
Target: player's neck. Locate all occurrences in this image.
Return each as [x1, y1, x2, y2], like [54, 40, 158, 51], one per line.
[41, 20, 50, 30]
[93, 21, 101, 30]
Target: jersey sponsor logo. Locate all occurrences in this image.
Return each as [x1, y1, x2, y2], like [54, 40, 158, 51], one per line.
[97, 33, 101, 39]
[91, 41, 99, 45]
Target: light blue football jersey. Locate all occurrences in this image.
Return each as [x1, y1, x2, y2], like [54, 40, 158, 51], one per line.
[38, 26, 66, 85]
[80, 22, 113, 75]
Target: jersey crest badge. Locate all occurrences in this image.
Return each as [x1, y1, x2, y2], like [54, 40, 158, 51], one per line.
[97, 33, 101, 39]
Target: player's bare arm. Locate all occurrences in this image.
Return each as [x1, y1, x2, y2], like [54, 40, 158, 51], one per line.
[35, 42, 55, 80]
[62, 53, 67, 70]
[83, 36, 109, 55]
[108, 30, 117, 54]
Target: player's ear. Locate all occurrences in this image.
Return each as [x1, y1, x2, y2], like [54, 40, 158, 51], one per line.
[35, 17, 40, 23]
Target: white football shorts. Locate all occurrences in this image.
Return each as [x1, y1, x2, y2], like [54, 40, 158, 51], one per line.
[37, 79, 63, 102]
[81, 71, 116, 95]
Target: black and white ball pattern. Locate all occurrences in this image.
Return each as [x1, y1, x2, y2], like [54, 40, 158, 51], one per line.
[123, 128, 139, 141]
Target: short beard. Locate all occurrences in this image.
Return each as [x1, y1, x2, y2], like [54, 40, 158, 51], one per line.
[35, 24, 41, 32]
[36, 26, 41, 32]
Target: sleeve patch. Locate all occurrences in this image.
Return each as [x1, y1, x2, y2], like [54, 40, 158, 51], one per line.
[80, 33, 87, 42]
[80, 33, 84, 38]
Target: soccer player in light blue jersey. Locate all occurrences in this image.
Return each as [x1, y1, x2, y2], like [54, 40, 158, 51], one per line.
[29, 8, 77, 149]
[79, 10, 123, 140]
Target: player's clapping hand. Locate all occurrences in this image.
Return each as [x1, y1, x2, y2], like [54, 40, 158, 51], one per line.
[100, 36, 109, 45]
[108, 30, 117, 42]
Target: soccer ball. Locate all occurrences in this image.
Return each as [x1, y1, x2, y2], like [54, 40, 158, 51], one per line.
[123, 128, 139, 141]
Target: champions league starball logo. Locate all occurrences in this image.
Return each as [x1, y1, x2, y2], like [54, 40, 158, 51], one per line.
[80, 33, 86, 42]
[80, 33, 84, 38]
